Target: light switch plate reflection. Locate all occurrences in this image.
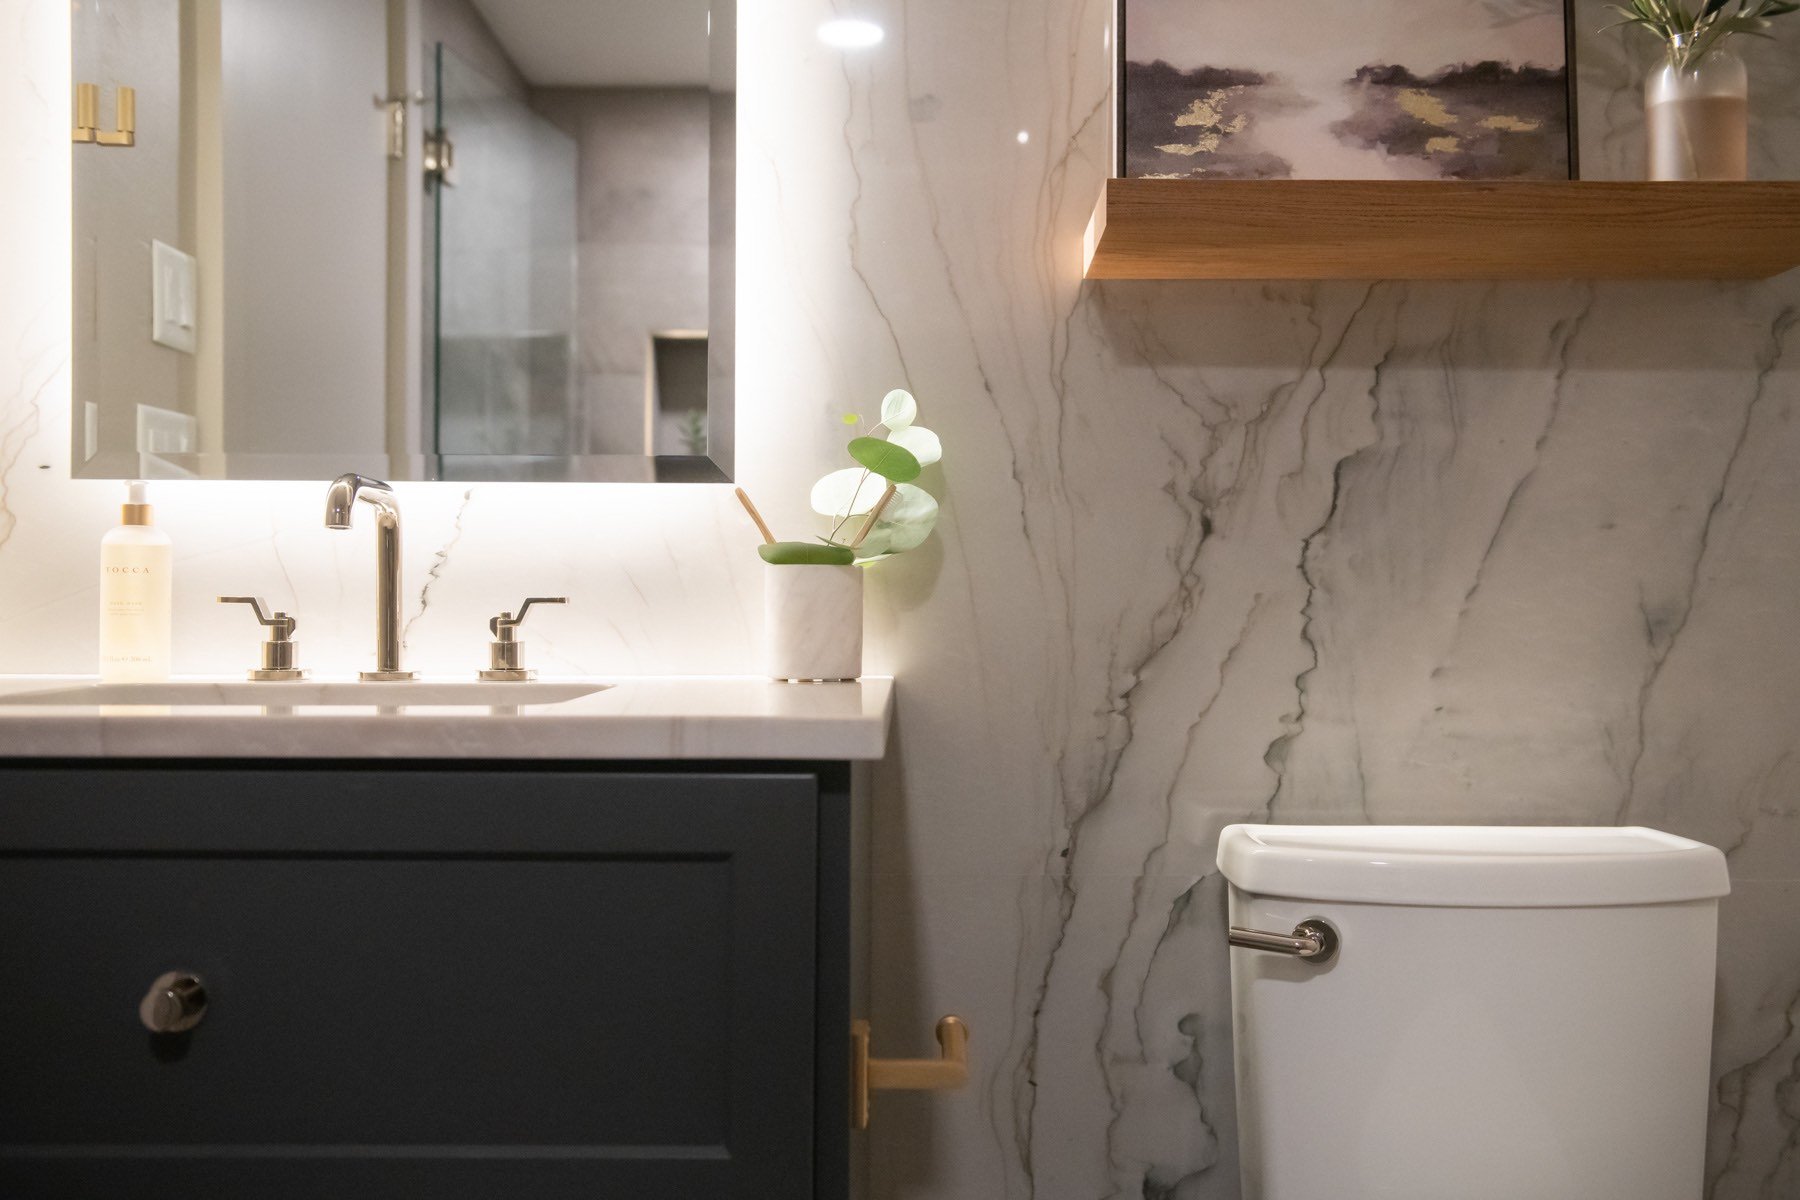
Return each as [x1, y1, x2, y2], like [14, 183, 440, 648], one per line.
[151, 239, 198, 355]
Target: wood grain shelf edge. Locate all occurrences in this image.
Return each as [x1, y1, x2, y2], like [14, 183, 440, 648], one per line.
[1083, 178, 1800, 281]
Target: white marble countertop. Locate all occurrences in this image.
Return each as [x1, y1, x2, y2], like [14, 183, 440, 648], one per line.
[0, 676, 893, 761]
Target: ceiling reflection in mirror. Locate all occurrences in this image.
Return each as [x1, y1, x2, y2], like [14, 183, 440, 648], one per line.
[72, 0, 734, 482]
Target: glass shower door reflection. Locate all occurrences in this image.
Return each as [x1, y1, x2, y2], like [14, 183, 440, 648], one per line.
[429, 44, 579, 472]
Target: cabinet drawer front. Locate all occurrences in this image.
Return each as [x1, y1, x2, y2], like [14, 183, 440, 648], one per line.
[0, 769, 820, 1197]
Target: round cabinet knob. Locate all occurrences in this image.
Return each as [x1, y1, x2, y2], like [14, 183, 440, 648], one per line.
[139, 971, 208, 1034]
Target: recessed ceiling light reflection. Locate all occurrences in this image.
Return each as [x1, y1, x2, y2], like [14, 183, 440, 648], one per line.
[817, 18, 886, 49]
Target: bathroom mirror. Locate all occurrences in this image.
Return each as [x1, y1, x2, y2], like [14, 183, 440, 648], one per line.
[71, 0, 735, 483]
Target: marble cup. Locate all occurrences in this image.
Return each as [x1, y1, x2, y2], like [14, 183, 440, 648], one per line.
[763, 564, 862, 682]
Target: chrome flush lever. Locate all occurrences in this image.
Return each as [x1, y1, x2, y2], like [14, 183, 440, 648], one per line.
[480, 597, 567, 681]
[1228, 920, 1339, 964]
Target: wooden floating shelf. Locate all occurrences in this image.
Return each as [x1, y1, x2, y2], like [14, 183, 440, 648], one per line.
[1082, 178, 1800, 281]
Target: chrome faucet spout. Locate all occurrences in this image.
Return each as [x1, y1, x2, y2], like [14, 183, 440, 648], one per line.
[323, 473, 413, 681]
[325, 472, 397, 529]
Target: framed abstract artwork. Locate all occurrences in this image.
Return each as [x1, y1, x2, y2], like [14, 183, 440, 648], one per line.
[1121, 0, 1578, 180]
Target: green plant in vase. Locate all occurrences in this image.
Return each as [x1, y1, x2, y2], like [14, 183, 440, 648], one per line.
[1608, 0, 1797, 178]
[1607, 0, 1798, 68]
[735, 389, 942, 565]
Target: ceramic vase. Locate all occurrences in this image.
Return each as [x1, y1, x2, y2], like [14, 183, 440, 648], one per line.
[763, 564, 862, 682]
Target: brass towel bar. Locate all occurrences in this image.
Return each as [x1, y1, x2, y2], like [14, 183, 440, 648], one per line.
[850, 1015, 969, 1130]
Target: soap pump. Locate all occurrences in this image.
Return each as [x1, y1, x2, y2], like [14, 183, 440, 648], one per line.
[99, 480, 173, 682]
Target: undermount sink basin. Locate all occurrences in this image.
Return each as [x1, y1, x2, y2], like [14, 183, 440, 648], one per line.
[0, 680, 611, 708]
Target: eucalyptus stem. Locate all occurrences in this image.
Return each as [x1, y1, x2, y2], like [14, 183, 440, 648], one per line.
[827, 468, 876, 543]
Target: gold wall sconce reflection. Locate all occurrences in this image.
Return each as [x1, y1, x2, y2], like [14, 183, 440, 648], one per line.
[850, 1015, 969, 1130]
[73, 82, 136, 147]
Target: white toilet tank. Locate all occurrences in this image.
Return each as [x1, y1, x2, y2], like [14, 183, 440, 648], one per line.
[1217, 825, 1729, 1200]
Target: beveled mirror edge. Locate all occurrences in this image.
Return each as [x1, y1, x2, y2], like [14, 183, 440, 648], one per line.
[707, 0, 737, 484]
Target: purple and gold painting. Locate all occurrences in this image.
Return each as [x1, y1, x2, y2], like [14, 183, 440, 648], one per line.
[1123, 0, 1573, 179]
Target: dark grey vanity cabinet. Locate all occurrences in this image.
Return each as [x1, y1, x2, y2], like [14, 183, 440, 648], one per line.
[0, 762, 855, 1200]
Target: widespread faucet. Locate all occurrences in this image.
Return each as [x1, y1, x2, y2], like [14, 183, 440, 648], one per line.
[324, 473, 415, 681]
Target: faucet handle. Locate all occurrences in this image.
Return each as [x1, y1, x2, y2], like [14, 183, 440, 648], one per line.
[488, 596, 568, 637]
[218, 595, 295, 637]
[481, 598, 567, 681]
[217, 596, 306, 681]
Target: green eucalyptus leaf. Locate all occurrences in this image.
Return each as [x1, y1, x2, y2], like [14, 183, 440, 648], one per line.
[811, 467, 881, 517]
[879, 389, 917, 430]
[849, 484, 939, 557]
[880, 484, 939, 543]
[848, 436, 922, 483]
[887, 425, 943, 467]
[759, 541, 856, 566]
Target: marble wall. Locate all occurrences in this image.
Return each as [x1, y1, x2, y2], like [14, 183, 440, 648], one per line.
[3, 1, 1798, 1197]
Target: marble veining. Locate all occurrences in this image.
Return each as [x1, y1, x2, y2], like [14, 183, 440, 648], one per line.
[402, 486, 475, 645]
[3, 0, 1800, 1196]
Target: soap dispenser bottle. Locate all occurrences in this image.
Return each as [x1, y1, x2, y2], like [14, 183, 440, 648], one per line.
[99, 480, 172, 681]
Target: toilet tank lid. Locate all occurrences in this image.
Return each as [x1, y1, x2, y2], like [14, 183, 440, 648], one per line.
[1216, 825, 1730, 907]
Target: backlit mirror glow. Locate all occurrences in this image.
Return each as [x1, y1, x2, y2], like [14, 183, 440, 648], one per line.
[817, 18, 885, 49]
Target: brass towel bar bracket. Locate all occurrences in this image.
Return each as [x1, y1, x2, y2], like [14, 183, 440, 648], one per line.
[850, 1015, 969, 1130]
[73, 82, 135, 147]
